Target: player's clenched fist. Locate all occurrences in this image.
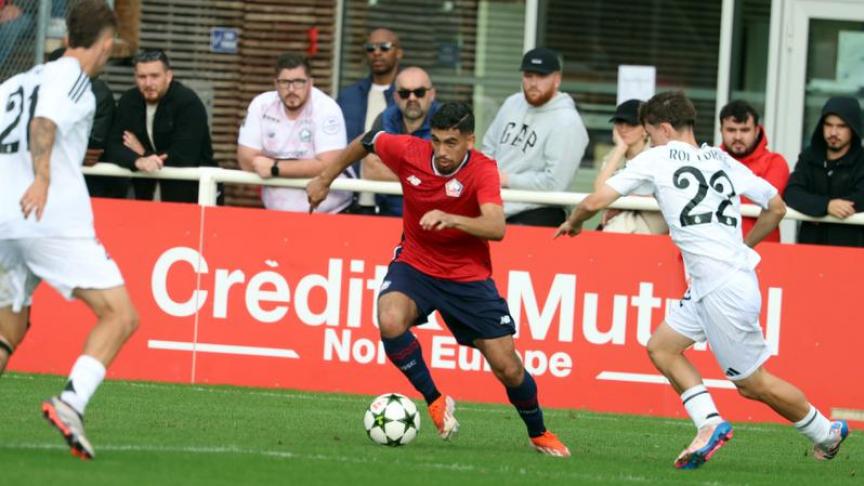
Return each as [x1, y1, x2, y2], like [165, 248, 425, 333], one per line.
[420, 209, 456, 231]
[306, 176, 331, 213]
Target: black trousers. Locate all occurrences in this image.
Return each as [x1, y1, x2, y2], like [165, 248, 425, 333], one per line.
[505, 206, 567, 227]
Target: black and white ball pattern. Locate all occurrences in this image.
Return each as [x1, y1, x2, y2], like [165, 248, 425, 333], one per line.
[363, 393, 420, 446]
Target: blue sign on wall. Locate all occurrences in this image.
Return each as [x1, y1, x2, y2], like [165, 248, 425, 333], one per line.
[211, 27, 239, 54]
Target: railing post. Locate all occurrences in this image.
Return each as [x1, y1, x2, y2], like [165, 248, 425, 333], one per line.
[197, 168, 219, 207]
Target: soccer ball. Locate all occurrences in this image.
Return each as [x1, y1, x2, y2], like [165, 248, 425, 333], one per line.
[363, 393, 420, 446]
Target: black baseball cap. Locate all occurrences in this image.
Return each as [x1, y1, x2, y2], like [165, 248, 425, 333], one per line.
[520, 47, 561, 74]
[609, 99, 642, 125]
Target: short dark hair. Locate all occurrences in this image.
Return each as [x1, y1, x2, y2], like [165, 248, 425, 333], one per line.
[66, 0, 117, 49]
[430, 102, 474, 134]
[719, 100, 759, 126]
[132, 50, 171, 69]
[275, 53, 312, 77]
[639, 91, 697, 130]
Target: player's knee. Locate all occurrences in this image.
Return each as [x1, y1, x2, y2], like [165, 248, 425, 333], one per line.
[377, 309, 410, 338]
[491, 359, 524, 387]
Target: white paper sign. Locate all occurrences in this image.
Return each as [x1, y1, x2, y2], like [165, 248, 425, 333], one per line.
[617, 65, 656, 105]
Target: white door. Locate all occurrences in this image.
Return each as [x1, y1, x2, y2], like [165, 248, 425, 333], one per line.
[767, 0, 864, 164]
[764, 0, 864, 241]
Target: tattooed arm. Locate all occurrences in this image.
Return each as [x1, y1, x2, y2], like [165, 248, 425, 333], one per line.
[20, 117, 57, 220]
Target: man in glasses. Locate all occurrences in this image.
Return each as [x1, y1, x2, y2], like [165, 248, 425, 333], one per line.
[337, 28, 403, 213]
[363, 67, 440, 216]
[482, 47, 588, 226]
[238, 52, 351, 213]
[104, 49, 217, 203]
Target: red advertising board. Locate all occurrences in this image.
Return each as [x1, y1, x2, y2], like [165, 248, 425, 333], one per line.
[11, 199, 864, 425]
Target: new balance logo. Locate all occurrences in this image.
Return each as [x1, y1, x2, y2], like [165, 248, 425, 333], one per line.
[725, 368, 740, 377]
[407, 175, 421, 186]
[499, 316, 512, 325]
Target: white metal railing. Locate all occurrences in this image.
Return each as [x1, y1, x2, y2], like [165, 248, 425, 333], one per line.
[81, 163, 864, 225]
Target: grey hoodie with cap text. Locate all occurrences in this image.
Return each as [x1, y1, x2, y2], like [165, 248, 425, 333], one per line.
[482, 91, 588, 216]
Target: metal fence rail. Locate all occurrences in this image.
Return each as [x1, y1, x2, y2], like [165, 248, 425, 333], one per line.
[81, 162, 864, 225]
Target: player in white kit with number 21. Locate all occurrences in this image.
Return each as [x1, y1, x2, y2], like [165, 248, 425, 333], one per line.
[0, 0, 138, 460]
[555, 91, 848, 469]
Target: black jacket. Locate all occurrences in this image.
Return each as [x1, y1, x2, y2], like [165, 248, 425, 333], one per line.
[104, 80, 215, 203]
[784, 96, 864, 247]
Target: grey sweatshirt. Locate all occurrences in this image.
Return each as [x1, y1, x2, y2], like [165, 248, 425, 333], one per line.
[482, 91, 589, 216]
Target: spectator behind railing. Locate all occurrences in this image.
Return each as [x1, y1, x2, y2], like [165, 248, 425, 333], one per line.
[364, 67, 440, 217]
[237, 52, 351, 213]
[594, 99, 667, 234]
[719, 100, 789, 242]
[104, 50, 218, 204]
[785, 96, 864, 247]
[337, 28, 402, 213]
[482, 47, 589, 227]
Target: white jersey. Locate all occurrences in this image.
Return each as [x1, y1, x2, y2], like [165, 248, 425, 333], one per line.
[0, 57, 95, 239]
[238, 88, 351, 213]
[606, 141, 778, 300]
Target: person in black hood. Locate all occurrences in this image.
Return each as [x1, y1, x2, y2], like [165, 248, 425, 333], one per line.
[784, 96, 864, 247]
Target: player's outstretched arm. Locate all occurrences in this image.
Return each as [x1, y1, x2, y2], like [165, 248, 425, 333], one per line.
[555, 184, 622, 238]
[307, 135, 370, 212]
[744, 194, 786, 248]
[420, 203, 506, 241]
[20, 117, 57, 220]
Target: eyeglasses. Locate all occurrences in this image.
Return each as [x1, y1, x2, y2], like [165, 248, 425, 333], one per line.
[364, 42, 395, 53]
[132, 50, 170, 68]
[397, 87, 430, 99]
[276, 78, 309, 90]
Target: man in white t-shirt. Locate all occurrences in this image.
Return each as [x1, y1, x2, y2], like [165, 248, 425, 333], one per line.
[0, 0, 138, 460]
[554, 91, 848, 469]
[237, 53, 351, 213]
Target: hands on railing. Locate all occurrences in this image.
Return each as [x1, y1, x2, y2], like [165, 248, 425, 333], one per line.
[81, 162, 864, 225]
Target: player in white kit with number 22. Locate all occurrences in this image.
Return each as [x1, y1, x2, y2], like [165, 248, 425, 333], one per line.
[0, 0, 138, 460]
[555, 91, 848, 469]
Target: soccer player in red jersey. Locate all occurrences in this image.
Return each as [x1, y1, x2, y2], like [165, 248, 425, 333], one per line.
[307, 102, 569, 457]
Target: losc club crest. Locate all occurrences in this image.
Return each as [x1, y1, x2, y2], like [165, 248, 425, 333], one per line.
[445, 178, 463, 197]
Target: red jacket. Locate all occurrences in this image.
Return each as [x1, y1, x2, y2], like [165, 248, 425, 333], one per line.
[720, 128, 789, 242]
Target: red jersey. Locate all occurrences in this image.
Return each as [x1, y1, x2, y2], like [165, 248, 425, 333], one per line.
[373, 133, 503, 281]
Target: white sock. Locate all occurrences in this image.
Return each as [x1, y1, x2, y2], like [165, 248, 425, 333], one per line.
[59, 355, 106, 416]
[794, 405, 832, 444]
[681, 384, 723, 429]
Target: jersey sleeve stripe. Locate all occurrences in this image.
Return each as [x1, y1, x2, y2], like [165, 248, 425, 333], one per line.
[71, 79, 91, 103]
[67, 72, 88, 101]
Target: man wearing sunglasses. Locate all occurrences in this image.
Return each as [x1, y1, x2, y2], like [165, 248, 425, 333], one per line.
[104, 49, 217, 203]
[238, 52, 351, 213]
[337, 28, 403, 213]
[363, 67, 440, 216]
[482, 47, 588, 227]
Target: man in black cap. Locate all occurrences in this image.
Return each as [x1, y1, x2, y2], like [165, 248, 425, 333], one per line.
[785, 96, 864, 247]
[481, 47, 588, 226]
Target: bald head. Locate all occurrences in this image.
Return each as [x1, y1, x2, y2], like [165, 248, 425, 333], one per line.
[368, 28, 399, 45]
[365, 29, 402, 79]
[394, 67, 435, 123]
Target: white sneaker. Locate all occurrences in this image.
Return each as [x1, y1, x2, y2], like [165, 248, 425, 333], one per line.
[42, 396, 95, 460]
[813, 420, 849, 460]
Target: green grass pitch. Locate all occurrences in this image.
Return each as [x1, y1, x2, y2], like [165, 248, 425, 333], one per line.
[1, 373, 859, 485]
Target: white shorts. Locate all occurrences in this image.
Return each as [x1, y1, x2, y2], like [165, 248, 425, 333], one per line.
[666, 269, 771, 381]
[0, 238, 124, 313]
